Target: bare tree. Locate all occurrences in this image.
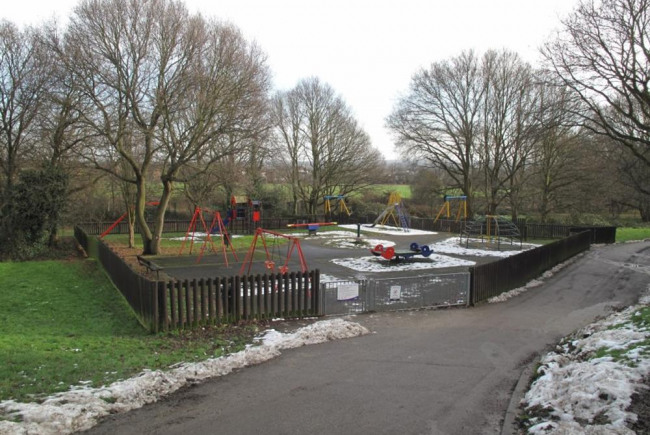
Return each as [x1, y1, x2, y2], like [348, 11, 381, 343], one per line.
[273, 77, 382, 216]
[524, 76, 586, 222]
[0, 21, 51, 206]
[543, 0, 650, 168]
[387, 50, 484, 217]
[477, 50, 539, 217]
[613, 147, 650, 220]
[61, 0, 270, 254]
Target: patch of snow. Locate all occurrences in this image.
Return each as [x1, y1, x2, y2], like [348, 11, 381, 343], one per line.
[331, 254, 475, 273]
[320, 273, 346, 283]
[167, 233, 242, 241]
[487, 279, 545, 303]
[0, 319, 368, 435]
[639, 284, 650, 305]
[291, 228, 396, 250]
[324, 237, 395, 250]
[522, 296, 650, 434]
[339, 224, 437, 236]
[430, 236, 539, 258]
[285, 230, 357, 239]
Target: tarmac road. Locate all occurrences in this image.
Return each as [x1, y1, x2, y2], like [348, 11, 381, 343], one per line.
[85, 241, 650, 435]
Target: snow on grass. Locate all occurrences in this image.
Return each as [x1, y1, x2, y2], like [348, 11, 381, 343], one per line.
[331, 254, 475, 273]
[0, 319, 368, 435]
[167, 232, 242, 241]
[429, 236, 539, 258]
[521, 287, 650, 434]
[339, 224, 437, 236]
[285, 230, 357, 239]
[488, 253, 586, 303]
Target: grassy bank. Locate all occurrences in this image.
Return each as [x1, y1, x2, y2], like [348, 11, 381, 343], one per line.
[0, 259, 259, 403]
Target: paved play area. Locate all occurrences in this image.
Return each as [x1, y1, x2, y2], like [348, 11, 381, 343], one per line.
[150, 225, 538, 282]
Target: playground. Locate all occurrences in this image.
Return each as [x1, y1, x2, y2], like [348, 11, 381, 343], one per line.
[105, 192, 540, 283]
[145, 223, 539, 283]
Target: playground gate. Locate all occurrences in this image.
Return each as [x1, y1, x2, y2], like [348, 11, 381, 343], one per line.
[320, 272, 471, 316]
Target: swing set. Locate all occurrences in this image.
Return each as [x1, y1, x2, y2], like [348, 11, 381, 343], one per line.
[324, 195, 351, 217]
[433, 195, 468, 224]
[239, 227, 308, 276]
[179, 207, 238, 266]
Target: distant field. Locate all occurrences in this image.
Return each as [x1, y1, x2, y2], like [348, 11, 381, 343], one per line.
[261, 184, 413, 200]
[616, 227, 650, 243]
[357, 184, 412, 199]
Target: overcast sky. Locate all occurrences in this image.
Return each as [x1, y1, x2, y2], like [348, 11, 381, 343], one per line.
[3, 0, 580, 160]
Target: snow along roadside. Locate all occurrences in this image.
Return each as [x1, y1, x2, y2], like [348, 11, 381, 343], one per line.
[0, 318, 369, 435]
[487, 252, 587, 304]
[521, 286, 650, 434]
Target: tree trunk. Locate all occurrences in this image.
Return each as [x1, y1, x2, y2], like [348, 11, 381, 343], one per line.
[146, 179, 174, 255]
[127, 206, 135, 248]
[135, 176, 155, 255]
[639, 202, 650, 222]
[47, 225, 59, 247]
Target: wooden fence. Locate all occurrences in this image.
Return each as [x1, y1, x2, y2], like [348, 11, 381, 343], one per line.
[158, 271, 319, 331]
[74, 226, 320, 332]
[469, 230, 592, 304]
[75, 223, 600, 330]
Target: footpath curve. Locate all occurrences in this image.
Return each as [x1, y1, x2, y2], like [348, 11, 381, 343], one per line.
[86, 241, 650, 435]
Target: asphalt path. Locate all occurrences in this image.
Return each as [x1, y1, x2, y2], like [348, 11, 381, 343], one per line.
[85, 241, 650, 435]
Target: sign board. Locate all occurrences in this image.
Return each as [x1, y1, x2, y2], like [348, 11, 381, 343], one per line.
[389, 285, 401, 301]
[337, 283, 359, 301]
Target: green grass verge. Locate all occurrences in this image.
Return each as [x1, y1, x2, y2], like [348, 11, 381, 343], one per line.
[104, 232, 259, 252]
[0, 259, 260, 403]
[616, 227, 650, 243]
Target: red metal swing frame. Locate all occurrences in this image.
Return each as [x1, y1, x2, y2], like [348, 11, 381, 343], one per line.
[179, 207, 238, 266]
[99, 201, 160, 239]
[239, 228, 308, 276]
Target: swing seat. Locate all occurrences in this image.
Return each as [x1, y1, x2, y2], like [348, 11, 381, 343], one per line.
[279, 265, 289, 274]
[264, 260, 275, 270]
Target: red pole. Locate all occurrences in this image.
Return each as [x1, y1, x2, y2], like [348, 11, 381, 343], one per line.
[179, 207, 200, 255]
[240, 227, 262, 276]
[99, 211, 128, 239]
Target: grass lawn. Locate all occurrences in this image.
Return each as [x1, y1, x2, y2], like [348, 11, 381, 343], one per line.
[616, 227, 650, 243]
[0, 257, 260, 403]
[103, 231, 258, 252]
[356, 184, 412, 199]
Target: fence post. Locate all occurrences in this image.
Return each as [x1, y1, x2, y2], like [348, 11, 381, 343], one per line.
[313, 269, 321, 316]
[256, 275, 263, 318]
[468, 267, 475, 306]
[234, 275, 241, 321]
[158, 281, 168, 332]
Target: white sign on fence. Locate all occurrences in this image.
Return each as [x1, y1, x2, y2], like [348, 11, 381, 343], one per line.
[390, 285, 401, 301]
[337, 283, 359, 301]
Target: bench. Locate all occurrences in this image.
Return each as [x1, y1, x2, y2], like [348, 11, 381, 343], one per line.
[136, 255, 164, 279]
[307, 224, 319, 236]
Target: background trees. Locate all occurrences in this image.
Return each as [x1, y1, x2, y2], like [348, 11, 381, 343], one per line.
[387, 50, 483, 217]
[62, 0, 271, 254]
[0, 21, 51, 210]
[542, 0, 650, 166]
[387, 50, 543, 218]
[272, 77, 382, 216]
[1, 0, 649, 259]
